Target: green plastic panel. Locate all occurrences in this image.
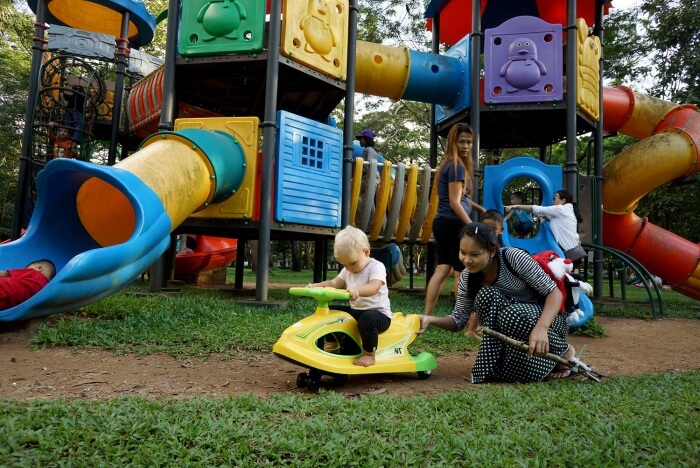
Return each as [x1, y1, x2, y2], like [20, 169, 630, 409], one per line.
[178, 0, 266, 57]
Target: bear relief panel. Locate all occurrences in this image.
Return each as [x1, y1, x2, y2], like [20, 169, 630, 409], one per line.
[484, 16, 563, 104]
[281, 0, 349, 80]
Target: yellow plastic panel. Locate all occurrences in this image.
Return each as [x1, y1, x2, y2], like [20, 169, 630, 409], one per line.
[576, 18, 601, 121]
[394, 163, 418, 242]
[76, 178, 136, 247]
[175, 117, 260, 220]
[355, 40, 411, 100]
[349, 157, 364, 224]
[281, 0, 349, 80]
[368, 161, 392, 241]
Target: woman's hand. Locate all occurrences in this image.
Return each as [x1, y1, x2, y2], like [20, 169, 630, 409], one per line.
[528, 324, 550, 357]
[504, 205, 516, 212]
[417, 315, 432, 334]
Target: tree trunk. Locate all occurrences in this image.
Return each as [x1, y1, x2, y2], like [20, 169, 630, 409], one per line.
[291, 241, 302, 272]
[249, 240, 258, 272]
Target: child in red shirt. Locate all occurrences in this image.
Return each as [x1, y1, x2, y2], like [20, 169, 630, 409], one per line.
[48, 122, 78, 159]
[0, 260, 56, 310]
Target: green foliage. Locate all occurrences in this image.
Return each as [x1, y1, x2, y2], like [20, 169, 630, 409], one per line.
[0, 2, 33, 238]
[357, 1, 431, 51]
[1, 371, 699, 464]
[605, 0, 700, 105]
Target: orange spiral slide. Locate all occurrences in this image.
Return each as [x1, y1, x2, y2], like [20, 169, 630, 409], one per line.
[602, 86, 700, 300]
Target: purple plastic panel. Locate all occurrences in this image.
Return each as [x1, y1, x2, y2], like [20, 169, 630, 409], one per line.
[485, 16, 563, 104]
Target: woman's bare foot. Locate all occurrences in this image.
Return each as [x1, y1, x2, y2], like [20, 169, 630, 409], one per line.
[464, 326, 484, 340]
[550, 345, 576, 379]
[354, 352, 375, 367]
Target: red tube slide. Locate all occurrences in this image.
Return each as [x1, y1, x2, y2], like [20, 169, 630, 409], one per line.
[602, 86, 700, 300]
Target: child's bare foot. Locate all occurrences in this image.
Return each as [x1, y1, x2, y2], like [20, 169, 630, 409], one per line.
[324, 341, 340, 353]
[550, 345, 575, 379]
[354, 353, 375, 367]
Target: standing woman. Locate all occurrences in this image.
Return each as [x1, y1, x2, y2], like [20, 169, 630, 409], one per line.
[419, 223, 575, 383]
[424, 123, 484, 317]
[505, 189, 585, 271]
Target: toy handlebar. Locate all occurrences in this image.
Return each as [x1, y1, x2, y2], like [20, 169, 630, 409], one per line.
[289, 287, 351, 302]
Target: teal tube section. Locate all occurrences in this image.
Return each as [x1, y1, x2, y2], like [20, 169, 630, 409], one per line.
[403, 49, 467, 107]
[149, 129, 248, 205]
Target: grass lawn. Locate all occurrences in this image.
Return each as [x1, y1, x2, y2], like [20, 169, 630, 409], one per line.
[1, 267, 698, 465]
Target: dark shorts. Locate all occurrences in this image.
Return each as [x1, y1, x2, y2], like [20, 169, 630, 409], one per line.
[432, 217, 465, 272]
[514, 220, 534, 235]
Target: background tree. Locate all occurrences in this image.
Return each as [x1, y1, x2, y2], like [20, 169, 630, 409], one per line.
[0, 0, 33, 238]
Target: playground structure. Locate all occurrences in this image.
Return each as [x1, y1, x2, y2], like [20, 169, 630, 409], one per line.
[2, 0, 698, 322]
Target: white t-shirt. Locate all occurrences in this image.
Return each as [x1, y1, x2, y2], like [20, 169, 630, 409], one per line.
[532, 203, 580, 250]
[337, 257, 392, 318]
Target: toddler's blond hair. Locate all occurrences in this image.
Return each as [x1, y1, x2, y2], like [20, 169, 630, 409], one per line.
[333, 226, 370, 258]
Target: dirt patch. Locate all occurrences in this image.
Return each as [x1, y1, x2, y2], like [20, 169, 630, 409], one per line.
[0, 316, 698, 400]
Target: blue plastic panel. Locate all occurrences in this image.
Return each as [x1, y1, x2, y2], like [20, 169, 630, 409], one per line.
[435, 35, 471, 125]
[482, 157, 562, 255]
[275, 111, 343, 227]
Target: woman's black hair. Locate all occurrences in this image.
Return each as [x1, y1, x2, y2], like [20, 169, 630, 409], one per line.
[556, 189, 583, 223]
[459, 223, 500, 301]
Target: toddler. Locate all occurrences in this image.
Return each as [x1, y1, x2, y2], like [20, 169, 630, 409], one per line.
[308, 226, 392, 367]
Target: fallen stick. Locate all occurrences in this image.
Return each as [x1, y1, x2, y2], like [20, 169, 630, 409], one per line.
[482, 327, 603, 382]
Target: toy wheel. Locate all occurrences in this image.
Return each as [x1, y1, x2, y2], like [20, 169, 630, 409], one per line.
[305, 369, 324, 392]
[296, 372, 308, 388]
[306, 377, 320, 392]
[417, 370, 432, 380]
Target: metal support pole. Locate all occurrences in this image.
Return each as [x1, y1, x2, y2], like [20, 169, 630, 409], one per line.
[158, 0, 180, 132]
[11, 0, 47, 239]
[426, 13, 441, 288]
[342, 0, 358, 228]
[255, 0, 283, 301]
[107, 11, 130, 166]
[470, 0, 483, 213]
[149, 0, 181, 292]
[593, 0, 605, 299]
[564, 0, 579, 193]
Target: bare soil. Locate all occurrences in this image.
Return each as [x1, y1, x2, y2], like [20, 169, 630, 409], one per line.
[1, 316, 698, 400]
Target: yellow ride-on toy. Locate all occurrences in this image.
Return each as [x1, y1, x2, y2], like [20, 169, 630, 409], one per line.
[273, 287, 438, 391]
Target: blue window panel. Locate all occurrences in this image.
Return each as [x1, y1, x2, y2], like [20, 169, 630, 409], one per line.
[274, 111, 343, 227]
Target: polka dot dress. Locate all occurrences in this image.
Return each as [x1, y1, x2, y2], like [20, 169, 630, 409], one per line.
[471, 286, 569, 383]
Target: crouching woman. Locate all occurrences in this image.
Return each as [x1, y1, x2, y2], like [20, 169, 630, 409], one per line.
[418, 223, 575, 383]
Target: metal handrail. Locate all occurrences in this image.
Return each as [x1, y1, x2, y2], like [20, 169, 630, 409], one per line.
[581, 243, 664, 318]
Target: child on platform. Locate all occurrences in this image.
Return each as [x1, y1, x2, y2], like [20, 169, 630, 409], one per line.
[504, 191, 534, 238]
[308, 226, 392, 367]
[0, 260, 56, 310]
[48, 122, 78, 159]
